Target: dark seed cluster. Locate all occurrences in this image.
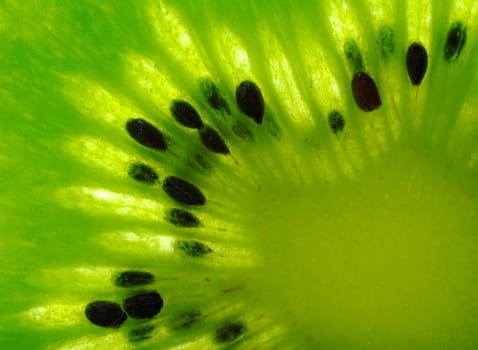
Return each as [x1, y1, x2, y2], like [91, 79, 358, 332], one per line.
[85, 300, 127, 328]
[199, 126, 230, 154]
[171, 100, 204, 129]
[344, 40, 365, 73]
[352, 72, 382, 112]
[328, 110, 345, 133]
[128, 163, 159, 184]
[170, 100, 230, 155]
[123, 21, 469, 157]
[126, 118, 167, 151]
[236, 80, 265, 124]
[162, 176, 206, 205]
[214, 320, 246, 343]
[177, 240, 212, 257]
[111, 21, 469, 343]
[125, 116, 208, 220]
[200, 78, 231, 114]
[123, 291, 164, 319]
[85, 270, 164, 334]
[406, 42, 428, 85]
[347, 23, 467, 110]
[114, 271, 155, 288]
[445, 21, 467, 62]
[168, 208, 201, 227]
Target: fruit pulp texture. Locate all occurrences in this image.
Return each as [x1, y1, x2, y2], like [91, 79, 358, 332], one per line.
[4, 0, 478, 349]
[242, 144, 478, 348]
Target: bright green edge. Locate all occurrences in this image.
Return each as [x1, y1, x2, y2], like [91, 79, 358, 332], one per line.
[3, 0, 478, 349]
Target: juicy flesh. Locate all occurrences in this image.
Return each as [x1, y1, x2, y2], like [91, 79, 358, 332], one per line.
[247, 146, 478, 347]
[4, 0, 478, 349]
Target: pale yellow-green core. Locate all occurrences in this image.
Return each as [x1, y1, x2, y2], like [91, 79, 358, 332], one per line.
[244, 146, 478, 347]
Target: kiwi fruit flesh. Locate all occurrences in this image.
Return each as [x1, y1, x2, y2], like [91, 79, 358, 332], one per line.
[2, 0, 478, 349]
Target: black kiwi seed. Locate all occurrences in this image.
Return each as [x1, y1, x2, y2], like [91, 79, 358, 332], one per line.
[444, 21, 467, 62]
[177, 240, 212, 257]
[406, 42, 428, 85]
[328, 110, 345, 133]
[85, 301, 127, 328]
[128, 163, 159, 184]
[351, 72, 382, 112]
[168, 208, 201, 227]
[123, 291, 164, 319]
[126, 118, 167, 151]
[214, 321, 246, 343]
[170, 100, 203, 129]
[236, 80, 265, 124]
[344, 40, 365, 73]
[199, 78, 231, 114]
[199, 125, 230, 155]
[114, 271, 155, 288]
[377, 26, 394, 60]
[162, 176, 206, 205]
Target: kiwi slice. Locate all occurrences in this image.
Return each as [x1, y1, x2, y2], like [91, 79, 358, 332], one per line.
[2, 0, 478, 349]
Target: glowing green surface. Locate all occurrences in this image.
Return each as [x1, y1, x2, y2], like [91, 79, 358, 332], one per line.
[250, 145, 478, 348]
[2, 0, 478, 349]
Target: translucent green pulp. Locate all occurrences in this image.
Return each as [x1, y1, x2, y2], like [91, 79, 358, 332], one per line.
[3, 0, 478, 349]
[249, 145, 478, 348]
